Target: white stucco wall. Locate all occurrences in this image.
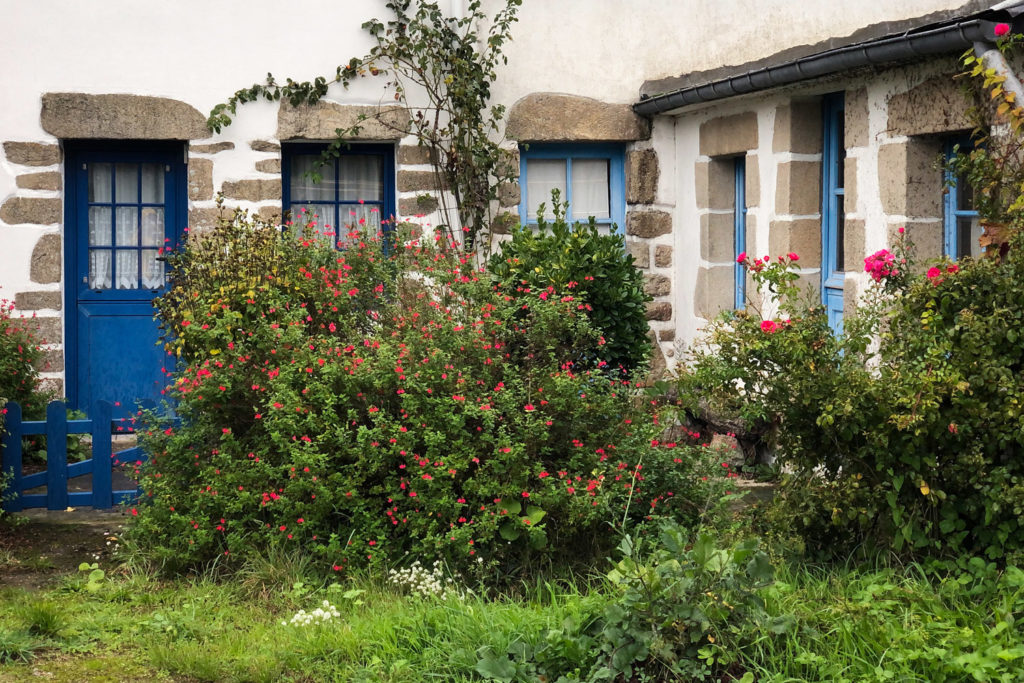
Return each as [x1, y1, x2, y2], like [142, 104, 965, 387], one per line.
[487, 0, 980, 106]
[0, 0, 991, 386]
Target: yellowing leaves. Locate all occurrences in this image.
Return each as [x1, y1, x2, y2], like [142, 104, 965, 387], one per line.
[920, 483, 930, 496]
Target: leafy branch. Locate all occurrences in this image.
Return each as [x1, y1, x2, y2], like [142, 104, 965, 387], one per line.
[208, 0, 522, 253]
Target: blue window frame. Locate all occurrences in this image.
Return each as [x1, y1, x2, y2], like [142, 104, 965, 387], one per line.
[282, 143, 395, 247]
[734, 157, 747, 309]
[821, 93, 845, 334]
[943, 136, 982, 260]
[519, 143, 626, 231]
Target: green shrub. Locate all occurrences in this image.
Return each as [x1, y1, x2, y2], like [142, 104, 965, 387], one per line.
[0, 298, 47, 418]
[127, 211, 723, 579]
[488, 195, 652, 376]
[683, 229, 1024, 561]
[475, 522, 776, 682]
[745, 559, 1024, 682]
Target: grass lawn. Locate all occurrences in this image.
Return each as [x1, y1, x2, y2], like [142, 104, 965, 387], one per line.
[2, 511, 1023, 682]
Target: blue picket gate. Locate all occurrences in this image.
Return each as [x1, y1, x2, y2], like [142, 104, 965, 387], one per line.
[1, 399, 152, 512]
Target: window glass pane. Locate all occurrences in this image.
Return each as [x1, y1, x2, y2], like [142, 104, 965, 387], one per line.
[141, 163, 164, 203]
[339, 155, 383, 201]
[116, 207, 139, 246]
[89, 250, 112, 289]
[525, 159, 566, 219]
[290, 155, 336, 201]
[116, 251, 139, 289]
[290, 204, 336, 243]
[141, 249, 164, 289]
[835, 124, 846, 189]
[957, 175, 975, 211]
[571, 159, 610, 220]
[341, 204, 382, 232]
[115, 163, 138, 204]
[141, 207, 164, 246]
[958, 217, 983, 259]
[89, 207, 112, 246]
[89, 163, 112, 202]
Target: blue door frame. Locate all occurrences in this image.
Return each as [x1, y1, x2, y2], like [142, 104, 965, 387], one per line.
[63, 141, 186, 417]
[821, 93, 846, 334]
[734, 157, 747, 309]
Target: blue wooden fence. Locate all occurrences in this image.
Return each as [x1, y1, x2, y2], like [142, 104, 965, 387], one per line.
[1, 400, 152, 512]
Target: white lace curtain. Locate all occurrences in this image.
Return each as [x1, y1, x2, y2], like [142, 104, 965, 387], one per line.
[88, 163, 165, 290]
[290, 154, 384, 243]
[525, 158, 609, 221]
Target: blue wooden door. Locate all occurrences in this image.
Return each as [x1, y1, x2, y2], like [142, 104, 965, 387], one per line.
[64, 143, 186, 417]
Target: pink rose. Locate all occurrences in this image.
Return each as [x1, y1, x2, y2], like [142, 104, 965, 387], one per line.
[787, 252, 799, 261]
[736, 252, 747, 264]
[760, 320, 778, 333]
[995, 22, 1011, 37]
[926, 267, 942, 279]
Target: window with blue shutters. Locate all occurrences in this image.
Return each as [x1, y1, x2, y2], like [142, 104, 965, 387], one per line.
[821, 93, 846, 334]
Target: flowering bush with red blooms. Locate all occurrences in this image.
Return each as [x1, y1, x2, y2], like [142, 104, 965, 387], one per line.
[127, 210, 725, 577]
[488, 198, 652, 376]
[0, 297, 48, 421]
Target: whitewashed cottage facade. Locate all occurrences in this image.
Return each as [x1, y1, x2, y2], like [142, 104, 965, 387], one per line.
[0, 0, 1016, 410]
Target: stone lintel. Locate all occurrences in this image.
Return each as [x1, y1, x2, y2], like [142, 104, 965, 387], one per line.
[699, 112, 757, 157]
[506, 93, 650, 142]
[278, 102, 409, 140]
[41, 93, 210, 139]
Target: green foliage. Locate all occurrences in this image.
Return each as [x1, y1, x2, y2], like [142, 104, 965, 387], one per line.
[589, 523, 775, 681]
[488, 195, 653, 376]
[748, 560, 1024, 682]
[5, 510, 1024, 683]
[77, 562, 106, 593]
[685, 227, 1024, 561]
[209, 0, 522, 249]
[0, 627, 39, 664]
[0, 297, 48, 420]
[474, 522, 776, 682]
[127, 209, 718, 579]
[678, 252, 879, 473]
[16, 599, 65, 638]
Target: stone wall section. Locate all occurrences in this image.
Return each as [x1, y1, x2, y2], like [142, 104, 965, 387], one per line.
[769, 99, 824, 299]
[624, 141, 672, 372]
[693, 111, 759, 321]
[2, 140, 65, 393]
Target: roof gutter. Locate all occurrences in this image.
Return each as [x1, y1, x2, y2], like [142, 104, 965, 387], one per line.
[635, 14, 1020, 115]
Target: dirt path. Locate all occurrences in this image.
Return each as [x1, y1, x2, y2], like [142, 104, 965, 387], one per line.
[0, 509, 129, 590]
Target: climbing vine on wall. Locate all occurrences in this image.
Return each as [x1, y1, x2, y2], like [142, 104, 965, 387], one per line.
[208, 0, 522, 251]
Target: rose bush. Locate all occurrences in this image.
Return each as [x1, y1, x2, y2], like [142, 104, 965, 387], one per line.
[682, 223, 1024, 561]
